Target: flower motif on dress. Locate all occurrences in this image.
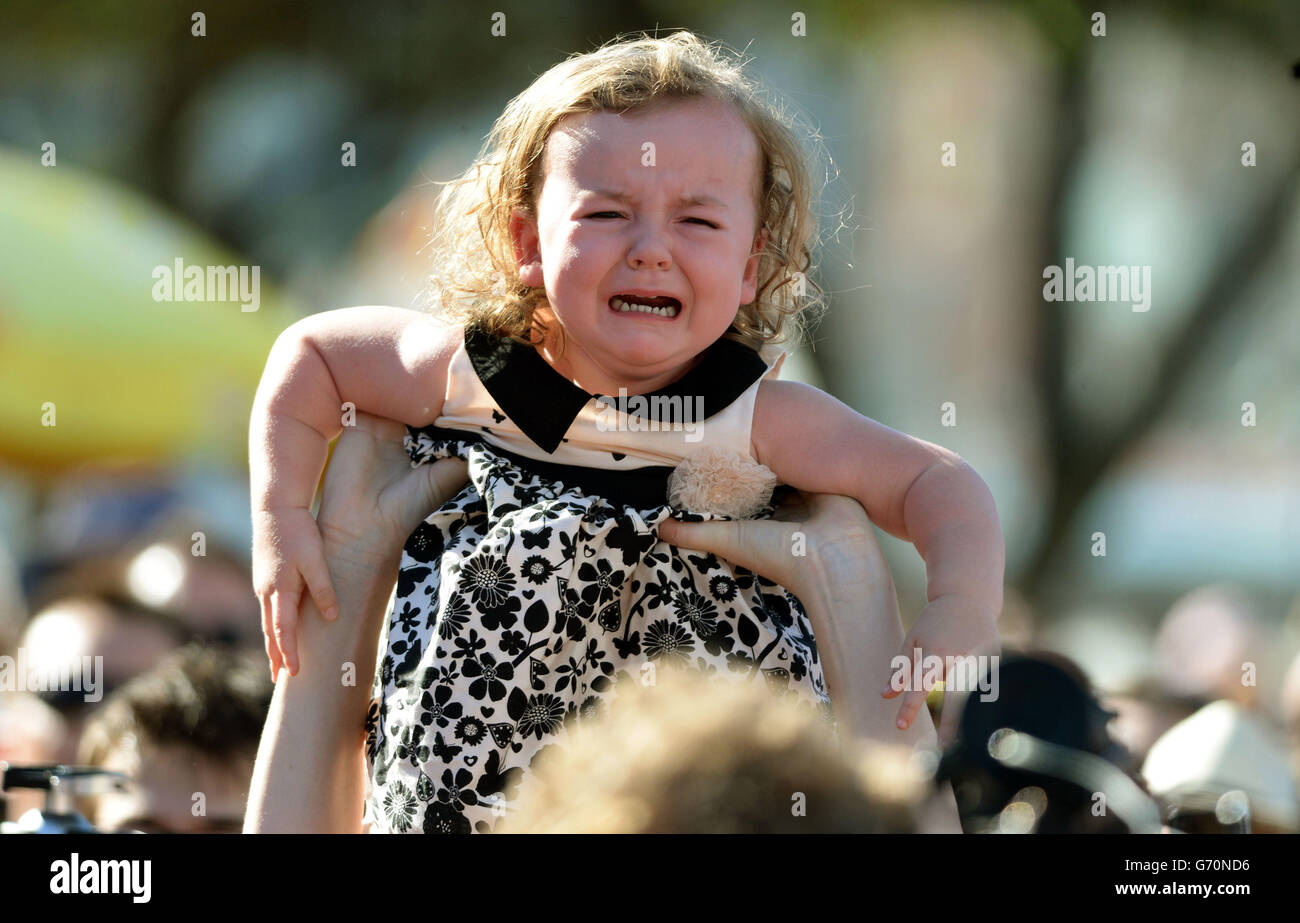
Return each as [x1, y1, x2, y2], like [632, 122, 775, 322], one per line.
[578, 558, 623, 607]
[462, 554, 516, 610]
[392, 600, 420, 635]
[509, 687, 566, 740]
[383, 781, 418, 833]
[701, 617, 737, 658]
[451, 628, 488, 661]
[479, 592, 521, 632]
[396, 724, 431, 766]
[520, 554, 556, 585]
[673, 589, 719, 639]
[437, 767, 479, 811]
[462, 651, 514, 702]
[364, 698, 383, 763]
[498, 628, 526, 657]
[405, 521, 445, 563]
[709, 574, 737, 603]
[419, 684, 464, 729]
[455, 714, 488, 746]
[438, 592, 471, 639]
[422, 801, 470, 835]
[644, 618, 694, 663]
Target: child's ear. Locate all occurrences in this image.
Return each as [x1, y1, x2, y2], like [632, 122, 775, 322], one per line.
[740, 226, 769, 305]
[508, 207, 544, 288]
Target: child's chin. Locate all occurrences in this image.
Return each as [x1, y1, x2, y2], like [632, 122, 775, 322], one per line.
[606, 335, 689, 368]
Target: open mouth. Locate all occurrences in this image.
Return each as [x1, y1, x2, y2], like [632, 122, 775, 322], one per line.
[609, 295, 681, 319]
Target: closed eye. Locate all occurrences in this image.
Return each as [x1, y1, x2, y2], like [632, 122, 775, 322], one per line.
[587, 212, 717, 229]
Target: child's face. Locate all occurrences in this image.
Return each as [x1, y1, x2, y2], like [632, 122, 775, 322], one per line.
[510, 97, 767, 382]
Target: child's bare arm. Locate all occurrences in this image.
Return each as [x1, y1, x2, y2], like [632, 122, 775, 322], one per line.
[752, 379, 1003, 604]
[249, 306, 461, 679]
[753, 380, 1004, 737]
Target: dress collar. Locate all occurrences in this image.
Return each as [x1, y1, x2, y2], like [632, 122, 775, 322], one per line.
[464, 323, 770, 454]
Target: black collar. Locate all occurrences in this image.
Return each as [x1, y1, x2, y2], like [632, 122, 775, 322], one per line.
[464, 324, 769, 454]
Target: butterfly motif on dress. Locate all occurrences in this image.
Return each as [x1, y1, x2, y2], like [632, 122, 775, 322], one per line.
[430, 731, 463, 764]
[520, 525, 552, 549]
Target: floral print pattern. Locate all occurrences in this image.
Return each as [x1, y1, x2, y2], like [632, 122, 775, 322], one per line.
[363, 431, 836, 834]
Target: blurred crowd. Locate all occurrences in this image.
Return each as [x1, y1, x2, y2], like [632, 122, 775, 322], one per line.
[1, 469, 1298, 834]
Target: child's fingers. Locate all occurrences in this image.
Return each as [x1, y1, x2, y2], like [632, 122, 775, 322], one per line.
[892, 690, 927, 731]
[259, 595, 281, 683]
[272, 588, 301, 676]
[300, 558, 340, 622]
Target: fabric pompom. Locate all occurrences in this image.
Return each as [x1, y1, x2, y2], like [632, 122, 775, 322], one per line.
[667, 446, 778, 519]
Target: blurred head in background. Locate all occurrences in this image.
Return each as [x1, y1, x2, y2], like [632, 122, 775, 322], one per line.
[17, 595, 188, 760]
[1154, 584, 1263, 708]
[501, 668, 931, 834]
[937, 652, 1145, 833]
[75, 643, 272, 833]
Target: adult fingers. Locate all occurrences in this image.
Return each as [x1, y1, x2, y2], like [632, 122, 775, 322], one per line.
[658, 517, 793, 583]
[419, 457, 471, 512]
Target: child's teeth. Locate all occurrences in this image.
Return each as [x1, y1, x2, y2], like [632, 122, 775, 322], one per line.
[610, 296, 678, 317]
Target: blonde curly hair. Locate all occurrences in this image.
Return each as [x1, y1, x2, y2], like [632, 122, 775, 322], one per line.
[424, 29, 828, 353]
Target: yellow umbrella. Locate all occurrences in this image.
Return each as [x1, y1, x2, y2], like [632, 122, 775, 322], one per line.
[0, 146, 298, 473]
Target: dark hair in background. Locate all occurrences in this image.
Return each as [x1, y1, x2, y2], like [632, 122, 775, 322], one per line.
[937, 651, 1141, 833]
[77, 643, 273, 768]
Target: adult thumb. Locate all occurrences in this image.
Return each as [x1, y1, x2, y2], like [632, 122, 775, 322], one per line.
[658, 517, 788, 580]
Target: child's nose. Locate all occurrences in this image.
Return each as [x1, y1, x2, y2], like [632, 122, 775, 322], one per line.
[626, 226, 672, 270]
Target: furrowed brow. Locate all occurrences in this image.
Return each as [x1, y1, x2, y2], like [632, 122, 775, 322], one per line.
[588, 188, 729, 209]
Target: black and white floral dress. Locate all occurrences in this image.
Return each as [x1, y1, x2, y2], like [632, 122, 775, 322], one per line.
[363, 324, 836, 834]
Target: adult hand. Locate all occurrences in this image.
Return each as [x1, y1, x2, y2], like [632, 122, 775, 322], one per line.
[315, 413, 469, 570]
[657, 492, 950, 747]
[245, 413, 468, 833]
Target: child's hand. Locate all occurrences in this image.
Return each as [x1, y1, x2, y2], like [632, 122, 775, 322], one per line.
[252, 507, 341, 682]
[881, 594, 1000, 748]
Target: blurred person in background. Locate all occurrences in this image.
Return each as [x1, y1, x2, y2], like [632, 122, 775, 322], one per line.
[17, 595, 188, 761]
[1142, 698, 1299, 834]
[1282, 647, 1300, 783]
[935, 652, 1154, 833]
[76, 643, 273, 833]
[1154, 584, 1264, 709]
[0, 692, 71, 823]
[500, 667, 931, 833]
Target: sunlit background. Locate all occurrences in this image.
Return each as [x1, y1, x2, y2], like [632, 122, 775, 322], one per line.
[1, 0, 1298, 833]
